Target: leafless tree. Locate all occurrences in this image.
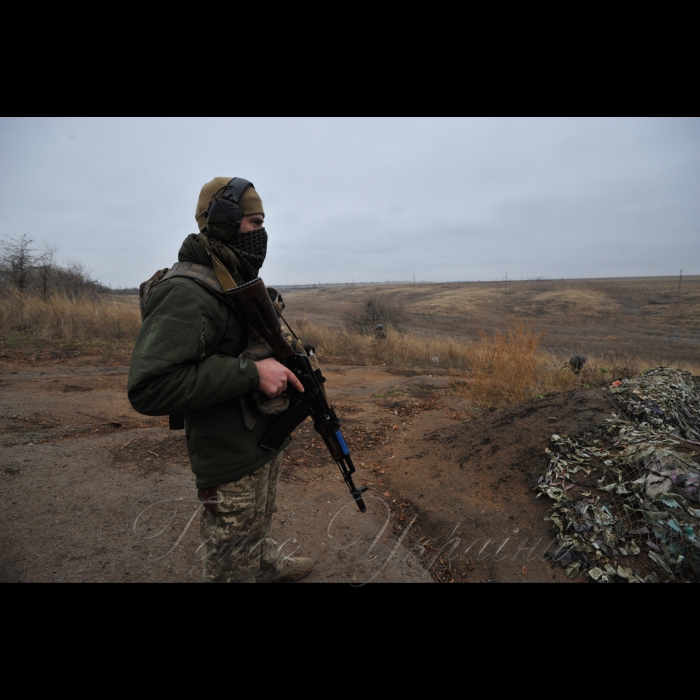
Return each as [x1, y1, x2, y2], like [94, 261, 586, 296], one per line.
[37, 242, 58, 298]
[61, 258, 94, 296]
[1, 235, 108, 298]
[0, 234, 36, 291]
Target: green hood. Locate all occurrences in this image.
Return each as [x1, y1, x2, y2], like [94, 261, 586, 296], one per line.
[179, 233, 211, 266]
[179, 233, 248, 287]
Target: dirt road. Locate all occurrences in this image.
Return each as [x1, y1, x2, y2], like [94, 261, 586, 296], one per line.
[1, 358, 613, 583]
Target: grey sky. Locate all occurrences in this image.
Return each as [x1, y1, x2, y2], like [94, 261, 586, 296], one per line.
[1, 117, 697, 287]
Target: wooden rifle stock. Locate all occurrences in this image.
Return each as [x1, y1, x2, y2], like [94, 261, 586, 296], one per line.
[225, 278, 294, 359]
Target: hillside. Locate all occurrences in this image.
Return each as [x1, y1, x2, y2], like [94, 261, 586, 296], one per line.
[280, 275, 700, 366]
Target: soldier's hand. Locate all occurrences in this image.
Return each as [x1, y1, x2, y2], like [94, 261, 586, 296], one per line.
[255, 358, 305, 398]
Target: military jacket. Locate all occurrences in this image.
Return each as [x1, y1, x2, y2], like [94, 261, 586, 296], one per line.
[127, 234, 290, 488]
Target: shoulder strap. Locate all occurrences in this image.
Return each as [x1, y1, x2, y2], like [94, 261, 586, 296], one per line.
[159, 261, 225, 293]
[208, 252, 239, 291]
[159, 261, 244, 321]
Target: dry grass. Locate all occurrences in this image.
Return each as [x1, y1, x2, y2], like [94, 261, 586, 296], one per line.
[282, 276, 700, 366]
[454, 324, 548, 407]
[2, 287, 696, 411]
[450, 325, 649, 408]
[0, 289, 141, 343]
[290, 313, 695, 410]
[290, 315, 475, 370]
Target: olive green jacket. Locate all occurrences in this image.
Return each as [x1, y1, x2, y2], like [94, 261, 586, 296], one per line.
[127, 235, 289, 488]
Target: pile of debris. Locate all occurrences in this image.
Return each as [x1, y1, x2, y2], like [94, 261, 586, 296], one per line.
[538, 368, 700, 583]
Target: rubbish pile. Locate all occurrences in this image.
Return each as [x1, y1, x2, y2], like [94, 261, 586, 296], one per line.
[538, 367, 700, 583]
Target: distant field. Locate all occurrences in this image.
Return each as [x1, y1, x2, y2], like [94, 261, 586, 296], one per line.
[279, 276, 700, 367]
[2, 276, 697, 387]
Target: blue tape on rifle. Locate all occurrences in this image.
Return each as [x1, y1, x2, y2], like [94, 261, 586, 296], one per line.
[335, 430, 349, 456]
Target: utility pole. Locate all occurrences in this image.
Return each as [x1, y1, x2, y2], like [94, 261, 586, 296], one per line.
[678, 269, 683, 299]
[504, 271, 508, 294]
[413, 273, 416, 290]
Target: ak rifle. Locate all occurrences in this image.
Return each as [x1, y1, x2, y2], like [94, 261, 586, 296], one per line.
[227, 277, 368, 512]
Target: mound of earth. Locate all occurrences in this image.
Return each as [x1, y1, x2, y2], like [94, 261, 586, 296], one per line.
[371, 387, 619, 582]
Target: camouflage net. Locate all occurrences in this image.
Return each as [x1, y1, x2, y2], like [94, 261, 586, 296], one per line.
[538, 368, 700, 583]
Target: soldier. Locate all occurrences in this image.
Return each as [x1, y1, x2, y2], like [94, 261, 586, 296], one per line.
[128, 177, 314, 583]
[569, 354, 587, 375]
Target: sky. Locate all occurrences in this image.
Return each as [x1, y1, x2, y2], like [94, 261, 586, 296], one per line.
[0, 117, 698, 288]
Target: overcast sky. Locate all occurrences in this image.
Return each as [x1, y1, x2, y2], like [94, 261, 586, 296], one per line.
[1, 117, 698, 288]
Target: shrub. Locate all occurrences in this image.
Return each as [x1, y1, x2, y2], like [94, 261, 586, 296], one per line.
[343, 293, 407, 333]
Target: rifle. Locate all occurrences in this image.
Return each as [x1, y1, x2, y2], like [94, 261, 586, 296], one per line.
[227, 278, 368, 513]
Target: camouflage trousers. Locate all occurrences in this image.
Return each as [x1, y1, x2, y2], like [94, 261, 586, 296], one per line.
[200, 451, 287, 583]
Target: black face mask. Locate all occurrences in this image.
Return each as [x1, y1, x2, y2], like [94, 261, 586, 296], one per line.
[227, 227, 268, 281]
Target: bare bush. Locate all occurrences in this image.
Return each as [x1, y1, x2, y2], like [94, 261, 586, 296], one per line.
[59, 258, 101, 297]
[343, 292, 408, 333]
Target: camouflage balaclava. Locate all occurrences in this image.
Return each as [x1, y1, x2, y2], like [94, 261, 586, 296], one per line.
[195, 177, 267, 281]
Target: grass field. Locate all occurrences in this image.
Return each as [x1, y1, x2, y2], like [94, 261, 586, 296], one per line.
[280, 275, 700, 367]
[1, 276, 697, 409]
[0, 289, 141, 362]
